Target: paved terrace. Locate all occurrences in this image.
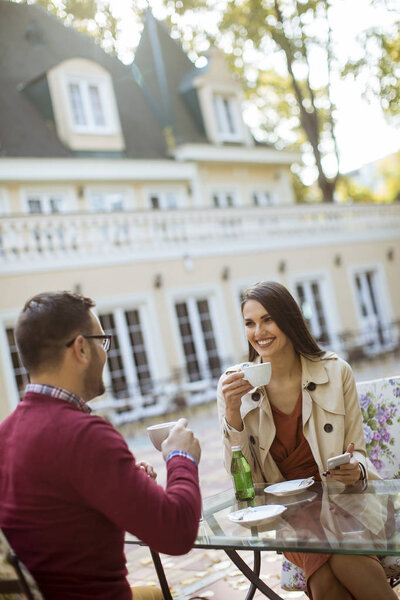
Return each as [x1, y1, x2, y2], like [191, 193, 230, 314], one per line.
[121, 357, 400, 599]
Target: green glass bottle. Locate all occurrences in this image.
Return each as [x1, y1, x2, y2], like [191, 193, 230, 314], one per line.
[230, 445, 255, 501]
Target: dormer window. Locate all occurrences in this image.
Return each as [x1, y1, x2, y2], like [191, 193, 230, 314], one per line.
[66, 76, 113, 134]
[213, 94, 243, 142]
[47, 58, 125, 151]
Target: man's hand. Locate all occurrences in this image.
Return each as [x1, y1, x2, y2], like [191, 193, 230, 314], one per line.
[137, 460, 157, 480]
[161, 418, 201, 464]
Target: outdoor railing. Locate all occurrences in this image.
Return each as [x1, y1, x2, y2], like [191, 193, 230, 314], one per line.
[1, 203, 399, 270]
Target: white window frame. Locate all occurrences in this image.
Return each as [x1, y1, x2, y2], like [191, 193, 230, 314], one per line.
[0, 312, 28, 412]
[213, 94, 243, 142]
[0, 189, 10, 215]
[97, 305, 156, 400]
[23, 190, 68, 214]
[291, 277, 334, 348]
[349, 264, 395, 354]
[168, 286, 228, 381]
[252, 190, 278, 207]
[211, 190, 239, 208]
[64, 72, 117, 135]
[146, 190, 183, 210]
[86, 188, 132, 212]
[95, 294, 167, 400]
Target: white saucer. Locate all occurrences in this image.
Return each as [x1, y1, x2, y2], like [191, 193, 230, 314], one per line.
[273, 490, 318, 506]
[228, 504, 286, 527]
[264, 478, 315, 496]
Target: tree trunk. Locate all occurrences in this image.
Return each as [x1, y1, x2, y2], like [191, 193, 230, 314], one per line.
[318, 175, 336, 203]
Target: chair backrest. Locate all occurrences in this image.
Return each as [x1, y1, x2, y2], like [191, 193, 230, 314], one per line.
[0, 528, 44, 600]
[356, 376, 400, 479]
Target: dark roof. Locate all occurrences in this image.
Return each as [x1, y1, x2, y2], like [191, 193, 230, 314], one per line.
[0, 1, 168, 158]
[133, 11, 208, 146]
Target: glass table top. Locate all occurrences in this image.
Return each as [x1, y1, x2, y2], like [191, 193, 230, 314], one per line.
[195, 480, 400, 555]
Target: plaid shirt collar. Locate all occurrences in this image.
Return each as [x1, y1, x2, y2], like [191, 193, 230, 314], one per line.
[25, 383, 91, 414]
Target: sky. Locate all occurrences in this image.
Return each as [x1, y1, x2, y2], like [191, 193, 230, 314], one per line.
[110, 0, 400, 176]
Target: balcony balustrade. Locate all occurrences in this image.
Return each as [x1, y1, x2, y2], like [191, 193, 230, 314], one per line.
[1, 203, 399, 271]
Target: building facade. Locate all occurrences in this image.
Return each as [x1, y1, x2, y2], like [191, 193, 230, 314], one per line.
[1, 1, 399, 424]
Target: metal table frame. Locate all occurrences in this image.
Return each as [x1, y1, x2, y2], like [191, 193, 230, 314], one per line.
[129, 480, 400, 599]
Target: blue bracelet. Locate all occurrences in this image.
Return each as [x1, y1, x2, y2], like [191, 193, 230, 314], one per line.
[166, 450, 198, 467]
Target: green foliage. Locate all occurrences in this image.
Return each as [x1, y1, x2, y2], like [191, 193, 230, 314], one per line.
[343, 18, 400, 120]
[27, 0, 399, 204]
[29, 0, 122, 55]
[161, 0, 342, 202]
[337, 150, 400, 204]
[291, 170, 312, 203]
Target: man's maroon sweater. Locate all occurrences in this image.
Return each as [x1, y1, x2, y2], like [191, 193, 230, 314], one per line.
[0, 392, 201, 600]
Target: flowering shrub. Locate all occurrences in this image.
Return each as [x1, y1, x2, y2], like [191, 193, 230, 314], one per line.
[359, 378, 400, 478]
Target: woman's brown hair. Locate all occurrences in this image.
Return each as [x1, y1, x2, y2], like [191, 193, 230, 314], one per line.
[241, 281, 324, 362]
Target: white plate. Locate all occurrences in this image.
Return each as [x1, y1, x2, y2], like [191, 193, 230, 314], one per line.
[271, 490, 318, 506]
[264, 478, 315, 496]
[228, 504, 286, 527]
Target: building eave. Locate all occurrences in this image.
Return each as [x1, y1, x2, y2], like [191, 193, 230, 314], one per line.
[0, 158, 198, 182]
[172, 144, 301, 164]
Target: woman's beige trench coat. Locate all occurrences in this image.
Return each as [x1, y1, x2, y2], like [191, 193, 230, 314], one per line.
[217, 352, 379, 484]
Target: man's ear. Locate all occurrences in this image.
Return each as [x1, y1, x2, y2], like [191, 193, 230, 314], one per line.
[71, 335, 90, 366]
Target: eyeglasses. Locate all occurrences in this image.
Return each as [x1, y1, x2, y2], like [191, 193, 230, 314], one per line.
[66, 334, 112, 352]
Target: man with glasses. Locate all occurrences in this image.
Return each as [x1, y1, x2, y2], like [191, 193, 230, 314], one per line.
[0, 291, 201, 600]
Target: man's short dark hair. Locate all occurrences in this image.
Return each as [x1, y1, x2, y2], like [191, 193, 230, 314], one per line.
[15, 291, 96, 374]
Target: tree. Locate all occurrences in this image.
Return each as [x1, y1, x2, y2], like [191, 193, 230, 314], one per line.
[28, 0, 123, 55]
[343, 13, 400, 120]
[160, 0, 343, 202]
[26, 0, 399, 203]
[161, 0, 399, 203]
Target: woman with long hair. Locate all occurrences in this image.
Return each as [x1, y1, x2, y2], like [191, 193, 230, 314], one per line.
[217, 281, 394, 600]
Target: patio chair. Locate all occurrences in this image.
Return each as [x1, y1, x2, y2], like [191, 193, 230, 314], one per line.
[280, 375, 400, 593]
[0, 528, 44, 600]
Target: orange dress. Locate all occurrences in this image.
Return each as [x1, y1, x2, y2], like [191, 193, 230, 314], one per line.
[269, 393, 379, 596]
[269, 393, 329, 586]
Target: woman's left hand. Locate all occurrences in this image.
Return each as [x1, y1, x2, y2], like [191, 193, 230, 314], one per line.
[137, 460, 157, 480]
[324, 442, 362, 486]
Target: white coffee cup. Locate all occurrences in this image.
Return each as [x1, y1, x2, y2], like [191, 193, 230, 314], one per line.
[147, 421, 177, 451]
[240, 362, 271, 388]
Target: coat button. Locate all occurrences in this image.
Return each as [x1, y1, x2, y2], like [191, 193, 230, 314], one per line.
[324, 423, 333, 433]
[250, 435, 256, 444]
[307, 382, 316, 391]
[251, 392, 260, 402]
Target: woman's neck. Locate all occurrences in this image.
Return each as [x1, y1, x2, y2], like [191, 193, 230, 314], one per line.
[268, 349, 301, 383]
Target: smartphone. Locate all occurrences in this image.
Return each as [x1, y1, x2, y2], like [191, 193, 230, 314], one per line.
[327, 452, 351, 470]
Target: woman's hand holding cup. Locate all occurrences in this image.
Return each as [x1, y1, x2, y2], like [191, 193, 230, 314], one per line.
[222, 371, 253, 431]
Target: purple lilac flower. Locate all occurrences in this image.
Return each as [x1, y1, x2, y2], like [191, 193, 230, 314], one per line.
[373, 430, 381, 442]
[363, 424, 373, 444]
[371, 458, 383, 471]
[383, 430, 391, 442]
[282, 561, 290, 572]
[359, 394, 371, 410]
[370, 445, 381, 459]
